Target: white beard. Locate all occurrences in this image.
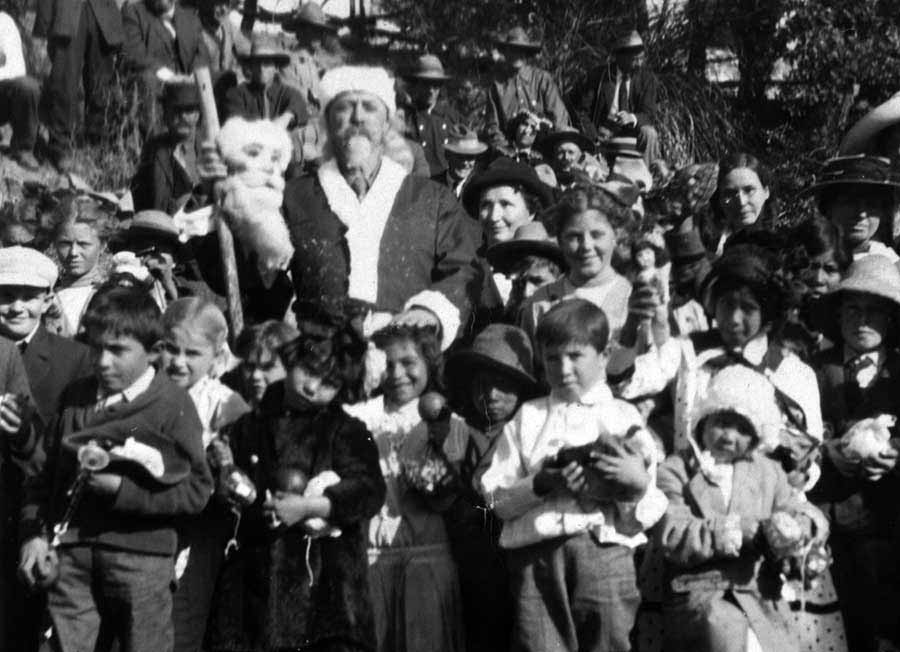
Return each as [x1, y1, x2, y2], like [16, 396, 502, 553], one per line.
[339, 134, 381, 179]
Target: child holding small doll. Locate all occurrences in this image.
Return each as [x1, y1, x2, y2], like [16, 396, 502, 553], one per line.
[481, 298, 667, 652]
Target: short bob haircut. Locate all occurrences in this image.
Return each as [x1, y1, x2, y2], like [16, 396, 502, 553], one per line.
[235, 320, 300, 363]
[81, 286, 164, 351]
[695, 409, 759, 451]
[551, 184, 631, 236]
[534, 298, 610, 354]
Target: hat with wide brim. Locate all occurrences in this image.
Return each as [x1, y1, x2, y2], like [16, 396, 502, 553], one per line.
[63, 426, 192, 486]
[537, 129, 596, 159]
[809, 254, 900, 343]
[282, 1, 338, 33]
[239, 37, 291, 66]
[444, 125, 489, 157]
[444, 323, 540, 397]
[109, 210, 183, 254]
[494, 26, 542, 52]
[601, 136, 643, 159]
[802, 155, 900, 198]
[612, 29, 645, 53]
[486, 221, 566, 274]
[461, 157, 555, 217]
[404, 54, 452, 83]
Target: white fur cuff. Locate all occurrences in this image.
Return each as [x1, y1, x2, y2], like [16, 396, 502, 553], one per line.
[404, 289, 461, 351]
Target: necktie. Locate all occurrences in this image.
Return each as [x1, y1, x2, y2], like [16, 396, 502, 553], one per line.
[16, 340, 26, 354]
[846, 355, 877, 389]
[618, 75, 630, 113]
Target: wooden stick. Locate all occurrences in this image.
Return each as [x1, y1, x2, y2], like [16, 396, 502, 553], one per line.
[194, 66, 244, 342]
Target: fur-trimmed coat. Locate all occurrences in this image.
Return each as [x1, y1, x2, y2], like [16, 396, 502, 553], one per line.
[207, 383, 386, 652]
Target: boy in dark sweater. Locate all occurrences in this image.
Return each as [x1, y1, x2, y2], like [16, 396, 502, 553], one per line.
[18, 287, 213, 652]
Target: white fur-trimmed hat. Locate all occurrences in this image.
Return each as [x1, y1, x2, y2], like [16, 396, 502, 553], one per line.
[319, 66, 396, 116]
[692, 365, 783, 451]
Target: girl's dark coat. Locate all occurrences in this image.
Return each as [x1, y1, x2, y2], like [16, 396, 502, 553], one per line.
[207, 383, 386, 652]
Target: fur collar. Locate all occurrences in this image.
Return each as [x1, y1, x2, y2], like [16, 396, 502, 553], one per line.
[316, 157, 407, 303]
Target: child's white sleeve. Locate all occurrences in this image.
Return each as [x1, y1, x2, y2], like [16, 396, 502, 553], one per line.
[616, 338, 684, 401]
[480, 415, 543, 520]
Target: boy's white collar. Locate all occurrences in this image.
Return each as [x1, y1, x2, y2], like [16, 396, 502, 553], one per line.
[550, 379, 613, 407]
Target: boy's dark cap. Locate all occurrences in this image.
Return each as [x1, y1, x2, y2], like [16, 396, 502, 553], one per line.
[445, 324, 540, 397]
[63, 426, 191, 486]
[461, 157, 555, 217]
[485, 221, 566, 274]
[665, 228, 707, 265]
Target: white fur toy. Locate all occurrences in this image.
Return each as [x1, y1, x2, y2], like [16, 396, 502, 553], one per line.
[216, 117, 295, 288]
[302, 470, 342, 538]
[839, 414, 896, 462]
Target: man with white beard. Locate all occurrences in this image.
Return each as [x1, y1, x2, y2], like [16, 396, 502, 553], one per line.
[282, 66, 482, 348]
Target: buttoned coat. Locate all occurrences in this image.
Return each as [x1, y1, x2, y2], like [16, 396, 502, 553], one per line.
[121, 1, 209, 74]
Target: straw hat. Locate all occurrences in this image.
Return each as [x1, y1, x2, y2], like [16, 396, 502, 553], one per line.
[444, 324, 540, 396]
[240, 35, 291, 66]
[494, 26, 542, 52]
[461, 157, 555, 216]
[537, 128, 596, 159]
[612, 29, 645, 53]
[109, 210, 182, 254]
[485, 221, 566, 274]
[444, 125, 488, 157]
[811, 254, 900, 342]
[283, 1, 337, 33]
[404, 54, 452, 83]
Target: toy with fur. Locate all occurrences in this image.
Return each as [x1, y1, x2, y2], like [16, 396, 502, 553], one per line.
[216, 117, 295, 288]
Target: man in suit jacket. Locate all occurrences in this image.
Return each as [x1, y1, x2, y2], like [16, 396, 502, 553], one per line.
[122, 0, 210, 132]
[34, 0, 124, 168]
[571, 30, 660, 165]
[131, 81, 202, 213]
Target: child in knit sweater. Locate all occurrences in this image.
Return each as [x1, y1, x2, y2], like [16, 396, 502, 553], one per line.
[481, 298, 667, 652]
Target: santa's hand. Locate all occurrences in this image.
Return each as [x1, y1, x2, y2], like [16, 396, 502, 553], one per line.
[391, 308, 440, 331]
[199, 141, 228, 182]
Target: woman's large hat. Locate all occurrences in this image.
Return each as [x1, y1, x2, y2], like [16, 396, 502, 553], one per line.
[283, 1, 337, 33]
[486, 221, 566, 274]
[239, 35, 291, 66]
[444, 324, 540, 396]
[804, 155, 900, 197]
[461, 157, 555, 217]
[537, 128, 596, 159]
[494, 26, 542, 52]
[404, 54, 451, 83]
[810, 254, 900, 343]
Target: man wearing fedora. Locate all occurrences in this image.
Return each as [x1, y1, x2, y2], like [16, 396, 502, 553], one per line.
[571, 29, 660, 165]
[223, 35, 309, 132]
[538, 128, 608, 189]
[436, 125, 489, 198]
[401, 53, 462, 178]
[484, 26, 571, 149]
[131, 81, 203, 214]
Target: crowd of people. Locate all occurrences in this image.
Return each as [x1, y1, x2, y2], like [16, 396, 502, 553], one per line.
[1, 1, 900, 652]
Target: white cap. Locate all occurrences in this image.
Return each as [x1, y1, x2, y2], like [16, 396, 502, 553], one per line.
[320, 66, 396, 116]
[0, 246, 58, 289]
